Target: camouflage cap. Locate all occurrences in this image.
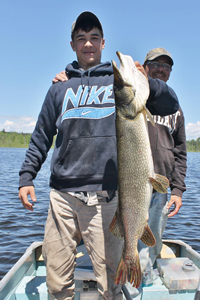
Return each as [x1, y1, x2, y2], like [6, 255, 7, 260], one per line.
[71, 11, 103, 40]
[144, 47, 174, 66]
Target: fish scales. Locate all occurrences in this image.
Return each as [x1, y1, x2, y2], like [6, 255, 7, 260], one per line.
[117, 109, 153, 255]
[110, 52, 169, 288]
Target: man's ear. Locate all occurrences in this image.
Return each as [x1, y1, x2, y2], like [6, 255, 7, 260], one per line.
[102, 38, 105, 50]
[70, 41, 76, 52]
[143, 63, 147, 71]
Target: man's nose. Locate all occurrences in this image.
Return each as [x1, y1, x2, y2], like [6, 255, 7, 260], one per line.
[157, 64, 164, 71]
[85, 40, 92, 46]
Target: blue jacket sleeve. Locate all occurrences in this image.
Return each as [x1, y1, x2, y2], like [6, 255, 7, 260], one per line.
[146, 76, 179, 116]
[19, 88, 57, 188]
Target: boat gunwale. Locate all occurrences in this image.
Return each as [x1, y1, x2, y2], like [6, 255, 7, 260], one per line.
[0, 241, 42, 299]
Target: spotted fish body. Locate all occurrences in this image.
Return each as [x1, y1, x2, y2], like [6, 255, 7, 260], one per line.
[110, 52, 168, 287]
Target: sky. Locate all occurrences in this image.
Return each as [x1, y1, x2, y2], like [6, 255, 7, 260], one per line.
[0, 0, 200, 140]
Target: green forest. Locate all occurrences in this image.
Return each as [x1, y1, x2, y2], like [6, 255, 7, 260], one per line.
[0, 130, 200, 152]
[186, 138, 200, 152]
[0, 130, 55, 148]
[0, 130, 32, 148]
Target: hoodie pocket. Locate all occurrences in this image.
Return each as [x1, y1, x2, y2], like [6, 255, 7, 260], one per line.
[58, 139, 74, 165]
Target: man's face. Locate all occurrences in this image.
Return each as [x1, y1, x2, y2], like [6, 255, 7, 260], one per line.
[70, 28, 105, 70]
[144, 56, 172, 82]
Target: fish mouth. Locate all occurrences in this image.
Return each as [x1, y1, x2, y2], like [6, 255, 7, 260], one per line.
[116, 51, 124, 66]
[112, 51, 131, 88]
[111, 61, 124, 88]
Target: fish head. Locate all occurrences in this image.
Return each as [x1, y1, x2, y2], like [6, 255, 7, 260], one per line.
[112, 52, 150, 118]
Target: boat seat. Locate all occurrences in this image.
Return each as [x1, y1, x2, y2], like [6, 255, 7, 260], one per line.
[159, 243, 177, 258]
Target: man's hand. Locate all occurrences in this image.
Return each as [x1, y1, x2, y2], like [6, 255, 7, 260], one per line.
[52, 71, 68, 83]
[166, 195, 182, 217]
[19, 186, 36, 211]
[135, 61, 148, 79]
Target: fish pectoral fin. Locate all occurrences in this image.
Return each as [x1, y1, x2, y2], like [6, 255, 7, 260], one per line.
[149, 174, 169, 194]
[115, 252, 142, 288]
[142, 105, 155, 126]
[140, 223, 156, 247]
[109, 213, 123, 238]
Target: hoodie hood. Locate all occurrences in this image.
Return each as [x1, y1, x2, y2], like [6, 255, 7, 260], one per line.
[65, 61, 113, 93]
[65, 61, 113, 77]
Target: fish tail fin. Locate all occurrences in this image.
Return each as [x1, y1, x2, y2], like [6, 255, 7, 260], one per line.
[150, 174, 169, 194]
[115, 255, 128, 285]
[115, 252, 142, 288]
[130, 252, 142, 288]
[109, 213, 123, 238]
[140, 222, 156, 247]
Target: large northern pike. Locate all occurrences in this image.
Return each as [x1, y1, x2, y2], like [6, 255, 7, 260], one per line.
[110, 52, 169, 288]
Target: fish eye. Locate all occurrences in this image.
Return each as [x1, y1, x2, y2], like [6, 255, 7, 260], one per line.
[113, 85, 119, 91]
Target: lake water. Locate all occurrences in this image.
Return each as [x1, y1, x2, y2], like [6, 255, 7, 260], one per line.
[0, 149, 200, 280]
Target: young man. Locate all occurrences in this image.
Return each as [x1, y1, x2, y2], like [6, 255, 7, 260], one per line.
[139, 47, 187, 285]
[19, 13, 179, 300]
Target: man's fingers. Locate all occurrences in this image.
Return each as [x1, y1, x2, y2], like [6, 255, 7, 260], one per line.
[167, 195, 182, 218]
[30, 190, 36, 202]
[19, 186, 36, 211]
[135, 61, 148, 78]
[52, 71, 68, 83]
[23, 201, 34, 212]
[19, 193, 34, 211]
[168, 206, 179, 217]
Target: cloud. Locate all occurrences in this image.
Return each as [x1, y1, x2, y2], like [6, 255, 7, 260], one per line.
[0, 116, 36, 133]
[186, 121, 200, 140]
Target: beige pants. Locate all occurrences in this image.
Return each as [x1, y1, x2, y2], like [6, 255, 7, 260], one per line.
[42, 189, 123, 300]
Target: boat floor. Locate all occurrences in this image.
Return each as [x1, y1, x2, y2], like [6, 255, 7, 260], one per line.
[14, 265, 198, 300]
[1, 240, 200, 300]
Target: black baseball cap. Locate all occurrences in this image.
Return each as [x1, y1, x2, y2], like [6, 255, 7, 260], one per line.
[71, 11, 103, 39]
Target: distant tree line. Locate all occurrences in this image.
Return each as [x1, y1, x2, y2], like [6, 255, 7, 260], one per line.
[0, 130, 200, 152]
[0, 130, 55, 148]
[0, 130, 31, 148]
[186, 137, 200, 152]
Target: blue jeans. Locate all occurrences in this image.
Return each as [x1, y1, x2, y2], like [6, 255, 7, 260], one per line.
[138, 192, 169, 276]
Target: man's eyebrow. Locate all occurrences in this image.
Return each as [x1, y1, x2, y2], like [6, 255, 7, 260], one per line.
[75, 34, 85, 39]
[91, 33, 101, 37]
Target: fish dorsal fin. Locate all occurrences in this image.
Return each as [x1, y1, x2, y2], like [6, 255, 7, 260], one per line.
[140, 223, 156, 247]
[149, 174, 169, 194]
[142, 105, 155, 126]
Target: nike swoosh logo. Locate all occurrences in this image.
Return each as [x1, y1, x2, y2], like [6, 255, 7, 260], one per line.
[81, 110, 92, 115]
